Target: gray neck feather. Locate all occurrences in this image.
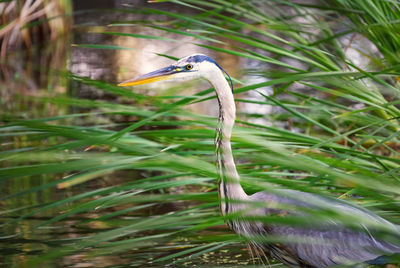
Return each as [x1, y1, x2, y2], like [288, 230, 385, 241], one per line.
[207, 68, 248, 215]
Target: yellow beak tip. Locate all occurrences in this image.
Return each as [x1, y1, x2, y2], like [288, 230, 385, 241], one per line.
[117, 82, 130, 87]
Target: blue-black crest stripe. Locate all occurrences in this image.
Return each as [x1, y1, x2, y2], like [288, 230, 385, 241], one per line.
[187, 55, 234, 92]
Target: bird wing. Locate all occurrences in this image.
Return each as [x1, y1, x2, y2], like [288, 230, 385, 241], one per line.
[251, 189, 399, 231]
[269, 224, 399, 267]
[249, 189, 400, 267]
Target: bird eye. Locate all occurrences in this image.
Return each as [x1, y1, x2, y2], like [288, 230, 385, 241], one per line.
[185, 64, 193, 70]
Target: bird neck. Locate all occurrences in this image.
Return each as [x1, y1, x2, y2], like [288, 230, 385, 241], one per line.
[208, 69, 248, 215]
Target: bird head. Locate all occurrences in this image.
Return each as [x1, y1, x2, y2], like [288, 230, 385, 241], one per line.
[118, 53, 232, 90]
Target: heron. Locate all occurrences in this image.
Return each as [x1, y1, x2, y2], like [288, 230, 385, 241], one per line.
[118, 54, 400, 267]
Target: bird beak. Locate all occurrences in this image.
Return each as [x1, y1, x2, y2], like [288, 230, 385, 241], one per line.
[118, 65, 181, 87]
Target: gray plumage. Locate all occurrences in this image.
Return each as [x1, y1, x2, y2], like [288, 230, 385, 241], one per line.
[246, 190, 400, 267]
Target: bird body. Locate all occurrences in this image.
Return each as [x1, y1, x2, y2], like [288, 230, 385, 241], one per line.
[119, 54, 400, 267]
[249, 189, 400, 267]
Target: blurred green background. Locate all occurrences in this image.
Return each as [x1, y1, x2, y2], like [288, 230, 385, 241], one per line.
[1, 0, 400, 267]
